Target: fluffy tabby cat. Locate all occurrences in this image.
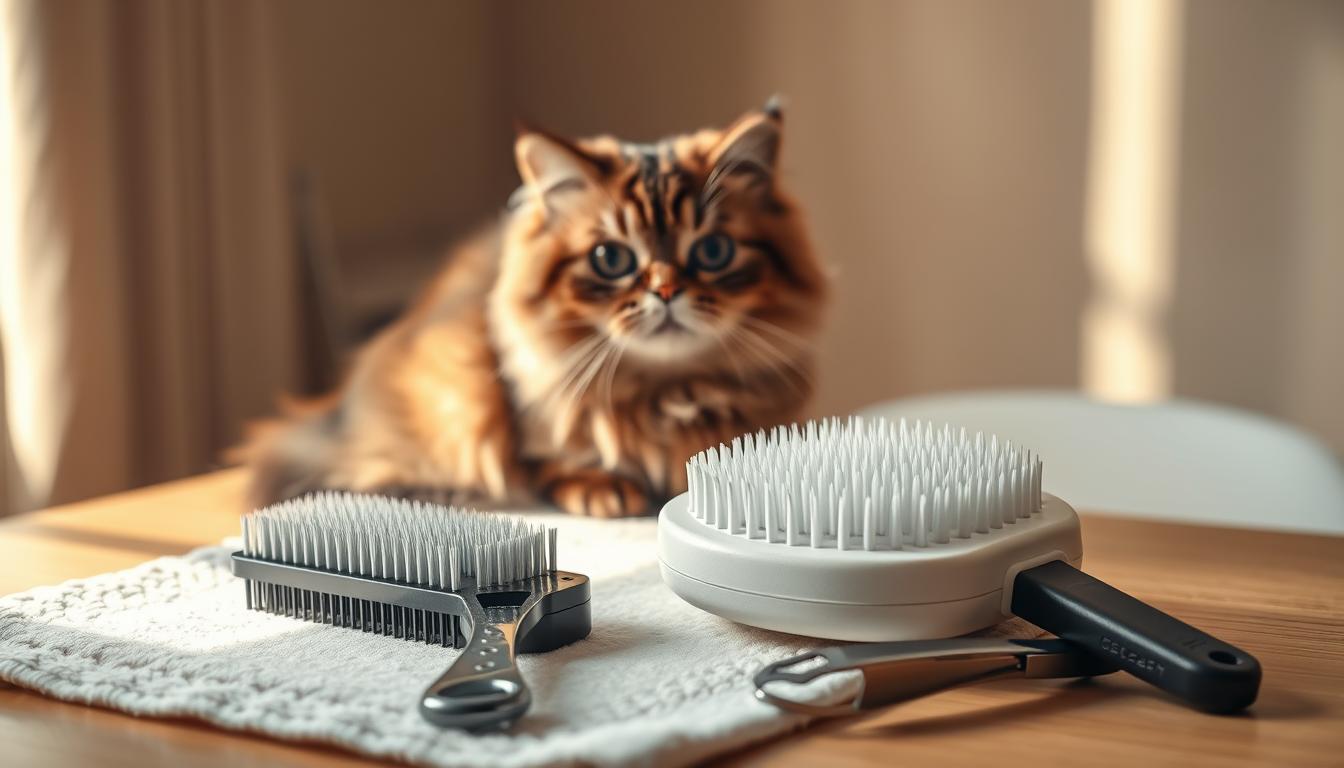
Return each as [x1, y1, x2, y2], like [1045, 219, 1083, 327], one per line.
[243, 103, 828, 517]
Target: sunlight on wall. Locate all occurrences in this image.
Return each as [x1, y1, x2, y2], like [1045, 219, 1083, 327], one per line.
[1282, 11, 1344, 453]
[1082, 0, 1183, 402]
[0, 1, 69, 511]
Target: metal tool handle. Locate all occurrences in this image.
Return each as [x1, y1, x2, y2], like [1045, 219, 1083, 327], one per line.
[418, 571, 590, 730]
[420, 605, 531, 730]
[754, 638, 1118, 717]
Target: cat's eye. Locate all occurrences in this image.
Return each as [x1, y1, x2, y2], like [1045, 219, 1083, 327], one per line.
[689, 234, 736, 273]
[588, 242, 637, 280]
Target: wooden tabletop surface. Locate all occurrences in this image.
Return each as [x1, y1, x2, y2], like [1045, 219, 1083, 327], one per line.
[1, 470, 1341, 767]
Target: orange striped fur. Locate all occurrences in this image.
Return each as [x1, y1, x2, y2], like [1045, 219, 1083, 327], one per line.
[241, 105, 828, 516]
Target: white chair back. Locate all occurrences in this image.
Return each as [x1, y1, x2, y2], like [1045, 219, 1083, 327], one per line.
[858, 391, 1344, 534]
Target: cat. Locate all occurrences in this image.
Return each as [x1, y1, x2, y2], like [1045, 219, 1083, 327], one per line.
[241, 102, 828, 517]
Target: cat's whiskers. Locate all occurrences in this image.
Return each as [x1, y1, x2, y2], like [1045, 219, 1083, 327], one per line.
[685, 305, 748, 383]
[499, 320, 594, 376]
[548, 308, 641, 442]
[737, 314, 814, 352]
[724, 326, 812, 396]
[547, 335, 605, 388]
[598, 339, 629, 416]
[739, 327, 813, 383]
[498, 318, 599, 378]
[614, 304, 646, 336]
[712, 332, 750, 384]
[533, 335, 606, 417]
[721, 328, 777, 382]
[564, 343, 615, 418]
[548, 341, 614, 446]
[548, 304, 642, 425]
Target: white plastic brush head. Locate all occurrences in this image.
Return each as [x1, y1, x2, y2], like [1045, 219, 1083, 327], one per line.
[240, 492, 558, 591]
[684, 416, 1044, 549]
[658, 417, 1083, 641]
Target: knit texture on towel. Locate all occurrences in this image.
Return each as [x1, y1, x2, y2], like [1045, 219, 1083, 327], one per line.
[0, 511, 1036, 767]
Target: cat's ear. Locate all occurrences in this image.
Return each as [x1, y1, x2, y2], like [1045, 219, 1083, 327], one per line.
[513, 126, 608, 213]
[705, 102, 783, 208]
[708, 101, 783, 177]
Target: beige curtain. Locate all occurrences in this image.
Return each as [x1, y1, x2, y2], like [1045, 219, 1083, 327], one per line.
[0, 0, 299, 516]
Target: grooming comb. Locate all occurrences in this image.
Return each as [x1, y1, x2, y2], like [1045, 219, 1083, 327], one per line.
[658, 417, 1260, 713]
[231, 493, 591, 730]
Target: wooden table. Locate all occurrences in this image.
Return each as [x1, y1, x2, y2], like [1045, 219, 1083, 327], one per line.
[1, 470, 1341, 767]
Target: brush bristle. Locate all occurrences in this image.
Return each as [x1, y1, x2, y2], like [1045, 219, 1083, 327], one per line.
[685, 417, 1043, 550]
[240, 492, 557, 590]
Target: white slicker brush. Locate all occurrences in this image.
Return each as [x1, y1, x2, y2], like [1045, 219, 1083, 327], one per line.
[659, 417, 1063, 641]
[658, 416, 1261, 714]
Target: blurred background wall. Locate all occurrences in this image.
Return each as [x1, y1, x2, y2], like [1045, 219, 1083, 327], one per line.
[1, 0, 1341, 514]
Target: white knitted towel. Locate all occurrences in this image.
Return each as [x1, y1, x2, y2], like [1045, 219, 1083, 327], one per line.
[0, 511, 1035, 767]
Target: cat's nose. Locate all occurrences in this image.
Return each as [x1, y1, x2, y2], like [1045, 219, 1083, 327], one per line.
[646, 263, 683, 302]
[652, 284, 684, 302]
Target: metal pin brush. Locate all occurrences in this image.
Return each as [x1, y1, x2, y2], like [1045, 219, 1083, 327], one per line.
[230, 492, 591, 730]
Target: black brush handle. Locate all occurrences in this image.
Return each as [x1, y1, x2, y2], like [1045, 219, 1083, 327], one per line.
[1012, 560, 1261, 713]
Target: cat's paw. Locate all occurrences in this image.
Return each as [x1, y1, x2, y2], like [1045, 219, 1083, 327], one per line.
[548, 473, 649, 518]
